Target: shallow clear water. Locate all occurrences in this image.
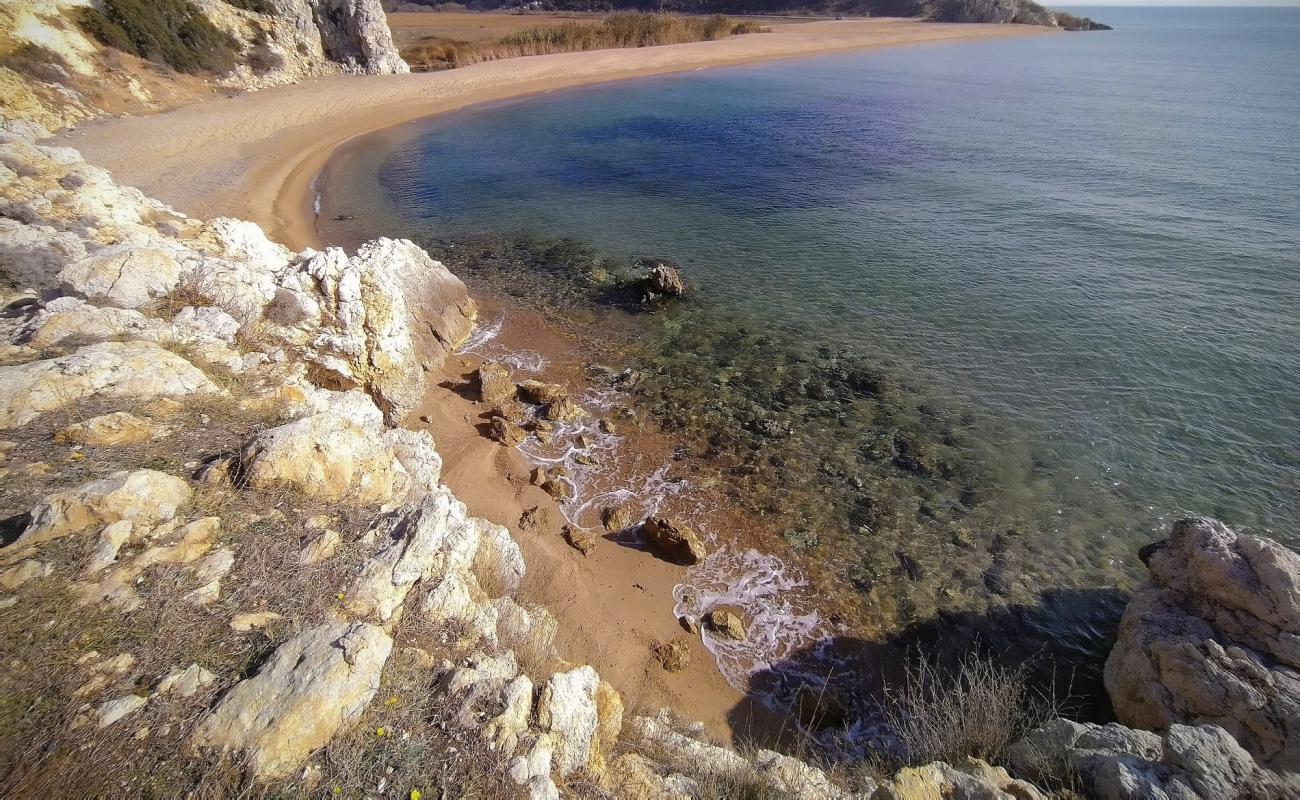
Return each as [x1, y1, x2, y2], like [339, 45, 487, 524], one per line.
[329, 7, 1300, 543]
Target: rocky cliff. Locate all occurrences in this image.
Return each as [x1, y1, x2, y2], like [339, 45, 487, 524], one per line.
[0, 0, 407, 137]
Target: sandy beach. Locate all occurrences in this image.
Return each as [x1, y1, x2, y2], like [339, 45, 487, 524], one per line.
[63, 18, 1053, 252]
[54, 17, 1056, 745]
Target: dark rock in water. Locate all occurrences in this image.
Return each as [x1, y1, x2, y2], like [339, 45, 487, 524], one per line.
[705, 609, 746, 640]
[643, 516, 707, 565]
[638, 261, 685, 303]
[517, 379, 567, 405]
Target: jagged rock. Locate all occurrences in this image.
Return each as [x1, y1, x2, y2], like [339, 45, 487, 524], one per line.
[58, 245, 181, 309]
[537, 666, 603, 777]
[54, 412, 163, 447]
[705, 609, 746, 640]
[476, 362, 514, 404]
[473, 521, 526, 597]
[83, 520, 132, 575]
[156, 663, 217, 698]
[564, 525, 597, 557]
[484, 675, 534, 756]
[601, 504, 637, 532]
[19, 469, 191, 548]
[74, 517, 218, 611]
[193, 622, 392, 779]
[1008, 718, 1300, 799]
[643, 516, 708, 565]
[488, 415, 527, 447]
[628, 714, 752, 779]
[238, 412, 402, 505]
[0, 340, 219, 428]
[517, 379, 568, 405]
[543, 396, 585, 423]
[755, 749, 849, 800]
[542, 478, 572, 502]
[877, 758, 1044, 800]
[1105, 517, 1300, 768]
[345, 489, 482, 622]
[640, 262, 686, 301]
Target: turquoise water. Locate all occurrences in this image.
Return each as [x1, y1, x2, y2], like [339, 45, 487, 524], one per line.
[330, 8, 1300, 545]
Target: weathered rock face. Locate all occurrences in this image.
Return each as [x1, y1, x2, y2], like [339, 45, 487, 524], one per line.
[1008, 718, 1300, 799]
[193, 622, 393, 779]
[257, 0, 409, 77]
[54, 411, 164, 447]
[59, 245, 181, 309]
[1105, 517, 1300, 768]
[20, 469, 192, 548]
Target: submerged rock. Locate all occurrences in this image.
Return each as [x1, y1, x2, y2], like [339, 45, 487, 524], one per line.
[642, 516, 707, 565]
[705, 609, 746, 641]
[638, 261, 686, 303]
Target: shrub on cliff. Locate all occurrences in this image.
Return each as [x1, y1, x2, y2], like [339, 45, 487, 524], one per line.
[76, 0, 240, 75]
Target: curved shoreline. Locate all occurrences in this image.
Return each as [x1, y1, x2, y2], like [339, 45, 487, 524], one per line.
[61, 18, 1055, 251]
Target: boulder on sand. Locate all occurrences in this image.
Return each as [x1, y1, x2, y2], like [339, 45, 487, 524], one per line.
[642, 517, 707, 565]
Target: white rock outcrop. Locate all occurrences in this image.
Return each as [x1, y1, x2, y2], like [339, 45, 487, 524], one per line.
[1105, 517, 1300, 769]
[20, 469, 192, 548]
[193, 622, 393, 779]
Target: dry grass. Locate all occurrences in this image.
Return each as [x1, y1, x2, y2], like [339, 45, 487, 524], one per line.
[403, 12, 769, 71]
[875, 652, 1060, 771]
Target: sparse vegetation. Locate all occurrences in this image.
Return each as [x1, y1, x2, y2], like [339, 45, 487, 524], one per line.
[75, 0, 241, 75]
[876, 652, 1060, 770]
[403, 12, 768, 71]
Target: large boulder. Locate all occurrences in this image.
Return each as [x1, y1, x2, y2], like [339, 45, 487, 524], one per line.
[20, 469, 192, 548]
[1007, 718, 1300, 799]
[1105, 518, 1300, 768]
[193, 622, 392, 779]
[0, 340, 219, 428]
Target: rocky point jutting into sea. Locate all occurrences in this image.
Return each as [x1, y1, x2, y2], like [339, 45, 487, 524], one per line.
[1, 1, 1298, 798]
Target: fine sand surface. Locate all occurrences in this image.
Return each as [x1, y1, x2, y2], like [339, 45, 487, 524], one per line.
[64, 18, 1054, 253]
[59, 18, 1056, 744]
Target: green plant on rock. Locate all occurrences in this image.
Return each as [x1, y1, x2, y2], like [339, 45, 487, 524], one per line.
[75, 0, 240, 75]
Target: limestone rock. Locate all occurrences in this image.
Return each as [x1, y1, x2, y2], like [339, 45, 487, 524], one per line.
[1105, 517, 1300, 767]
[601, 503, 637, 532]
[643, 516, 708, 565]
[641, 262, 686, 301]
[543, 396, 585, 423]
[0, 218, 87, 289]
[0, 341, 219, 428]
[20, 469, 191, 547]
[477, 362, 514, 405]
[0, 559, 52, 591]
[604, 753, 696, 800]
[705, 609, 746, 640]
[54, 412, 162, 447]
[83, 520, 133, 575]
[517, 379, 568, 405]
[537, 666, 599, 776]
[156, 663, 217, 698]
[488, 415, 527, 447]
[484, 675, 534, 756]
[1008, 718, 1300, 800]
[754, 749, 848, 800]
[238, 412, 402, 505]
[563, 525, 597, 557]
[59, 245, 181, 309]
[299, 529, 341, 565]
[877, 758, 1044, 800]
[97, 694, 148, 728]
[193, 622, 392, 779]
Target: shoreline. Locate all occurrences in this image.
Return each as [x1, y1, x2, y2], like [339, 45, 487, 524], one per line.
[61, 18, 1056, 252]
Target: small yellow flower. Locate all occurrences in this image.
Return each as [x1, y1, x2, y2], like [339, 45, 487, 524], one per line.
[337, 592, 346, 602]
[70, 451, 85, 461]
[384, 695, 399, 707]
[332, 788, 341, 796]
[376, 726, 385, 737]
[410, 791, 422, 800]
